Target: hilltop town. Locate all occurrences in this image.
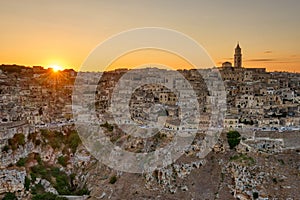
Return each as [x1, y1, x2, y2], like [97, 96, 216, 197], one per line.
[0, 44, 300, 199]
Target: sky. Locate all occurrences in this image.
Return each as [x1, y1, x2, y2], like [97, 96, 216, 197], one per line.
[0, 0, 300, 72]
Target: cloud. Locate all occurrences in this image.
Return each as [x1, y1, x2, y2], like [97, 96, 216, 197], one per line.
[246, 58, 277, 62]
[246, 58, 298, 64]
[264, 50, 273, 54]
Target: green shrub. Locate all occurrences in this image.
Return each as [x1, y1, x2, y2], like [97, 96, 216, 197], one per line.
[67, 131, 81, 153]
[55, 173, 71, 195]
[35, 139, 41, 146]
[16, 157, 27, 167]
[75, 187, 90, 195]
[16, 133, 25, 145]
[40, 130, 63, 149]
[36, 154, 42, 165]
[101, 121, 114, 132]
[30, 163, 86, 195]
[278, 159, 285, 165]
[8, 133, 25, 150]
[2, 145, 10, 153]
[40, 129, 49, 137]
[24, 176, 30, 191]
[109, 175, 117, 184]
[50, 167, 61, 177]
[31, 183, 45, 195]
[31, 164, 48, 179]
[49, 132, 64, 149]
[3, 192, 17, 200]
[30, 172, 37, 183]
[57, 156, 68, 167]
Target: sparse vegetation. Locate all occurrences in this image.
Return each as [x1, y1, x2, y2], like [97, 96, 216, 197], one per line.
[75, 187, 90, 195]
[31, 183, 45, 195]
[8, 133, 25, 150]
[41, 129, 81, 153]
[28, 132, 42, 146]
[32, 192, 67, 200]
[67, 130, 81, 153]
[28, 132, 38, 141]
[30, 162, 89, 195]
[2, 129, 89, 197]
[230, 153, 255, 165]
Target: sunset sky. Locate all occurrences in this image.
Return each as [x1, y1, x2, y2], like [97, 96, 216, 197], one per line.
[0, 0, 299, 72]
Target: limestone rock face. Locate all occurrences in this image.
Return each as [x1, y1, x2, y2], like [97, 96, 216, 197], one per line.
[39, 179, 58, 195]
[0, 141, 40, 168]
[0, 169, 26, 194]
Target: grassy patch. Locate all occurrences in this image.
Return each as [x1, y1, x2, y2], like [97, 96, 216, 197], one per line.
[230, 153, 255, 165]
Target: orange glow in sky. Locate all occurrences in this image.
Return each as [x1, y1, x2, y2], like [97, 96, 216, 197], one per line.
[103, 49, 196, 72]
[0, 1, 299, 72]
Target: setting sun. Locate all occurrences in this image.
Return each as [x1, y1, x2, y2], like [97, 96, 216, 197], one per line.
[50, 65, 63, 72]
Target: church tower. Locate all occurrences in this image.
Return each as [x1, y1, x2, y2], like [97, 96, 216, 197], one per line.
[234, 42, 242, 67]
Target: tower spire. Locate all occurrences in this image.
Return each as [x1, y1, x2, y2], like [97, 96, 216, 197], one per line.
[234, 42, 242, 67]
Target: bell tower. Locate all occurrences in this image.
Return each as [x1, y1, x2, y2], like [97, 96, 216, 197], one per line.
[234, 42, 242, 67]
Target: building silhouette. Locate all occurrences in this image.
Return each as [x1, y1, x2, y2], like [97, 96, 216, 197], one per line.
[234, 42, 242, 67]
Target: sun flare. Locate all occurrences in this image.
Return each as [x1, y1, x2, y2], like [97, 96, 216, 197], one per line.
[50, 65, 63, 72]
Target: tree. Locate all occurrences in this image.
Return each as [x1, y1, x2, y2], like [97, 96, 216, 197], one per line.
[227, 131, 241, 149]
[24, 176, 30, 191]
[2, 145, 9, 153]
[253, 192, 259, 199]
[109, 175, 117, 184]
